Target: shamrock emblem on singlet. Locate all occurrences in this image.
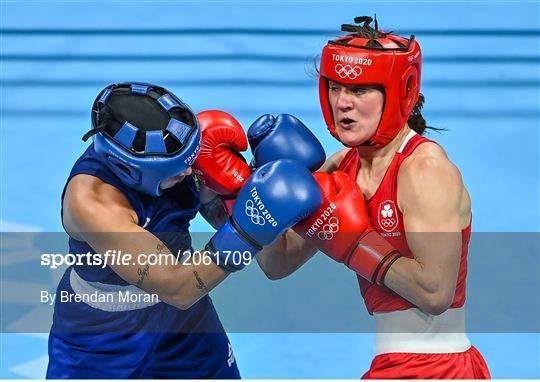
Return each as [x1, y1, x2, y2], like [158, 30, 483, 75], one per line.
[378, 200, 398, 232]
[381, 204, 394, 218]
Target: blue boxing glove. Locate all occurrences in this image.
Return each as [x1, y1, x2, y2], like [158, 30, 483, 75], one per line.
[206, 159, 322, 272]
[248, 114, 326, 171]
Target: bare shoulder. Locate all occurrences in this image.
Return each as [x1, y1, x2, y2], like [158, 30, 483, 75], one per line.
[398, 142, 468, 218]
[63, 174, 138, 237]
[318, 148, 351, 173]
[407, 141, 449, 162]
[400, 142, 460, 182]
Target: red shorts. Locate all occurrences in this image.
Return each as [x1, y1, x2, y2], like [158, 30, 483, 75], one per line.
[362, 346, 491, 379]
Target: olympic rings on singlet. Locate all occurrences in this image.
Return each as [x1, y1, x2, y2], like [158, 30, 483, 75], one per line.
[380, 218, 396, 228]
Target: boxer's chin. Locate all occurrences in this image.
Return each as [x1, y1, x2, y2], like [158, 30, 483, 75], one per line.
[160, 175, 186, 191]
[336, 128, 373, 147]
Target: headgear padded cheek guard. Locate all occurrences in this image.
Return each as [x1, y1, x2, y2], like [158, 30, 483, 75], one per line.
[83, 82, 201, 197]
[319, 16, 422, 147]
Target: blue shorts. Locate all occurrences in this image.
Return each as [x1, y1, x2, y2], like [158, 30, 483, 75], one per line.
[46, 268, 240, 379]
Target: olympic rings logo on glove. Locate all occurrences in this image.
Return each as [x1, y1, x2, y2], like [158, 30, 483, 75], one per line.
[318, 217, 340, 240]
[335, 64, 362, 80]
[245, 200, 265, 226]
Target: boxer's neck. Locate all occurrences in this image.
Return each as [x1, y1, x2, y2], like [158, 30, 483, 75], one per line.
[356, 125, 411, 172]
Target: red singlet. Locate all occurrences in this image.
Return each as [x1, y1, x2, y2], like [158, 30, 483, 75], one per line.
[338, 131, 490, 379]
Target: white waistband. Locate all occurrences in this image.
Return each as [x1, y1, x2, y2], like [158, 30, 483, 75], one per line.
[69, 268, 161, 312]
[374, 307, 471, 355]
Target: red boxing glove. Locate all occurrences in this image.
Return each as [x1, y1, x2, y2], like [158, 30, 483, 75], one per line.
[294, 171, 401, 285]
[193, 110, 251, 212]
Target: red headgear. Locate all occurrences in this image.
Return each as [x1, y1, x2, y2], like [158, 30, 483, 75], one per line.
[319, 17, 422, 147]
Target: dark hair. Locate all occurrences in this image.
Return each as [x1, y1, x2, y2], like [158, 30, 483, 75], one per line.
[407, 93, 445, 136]
[340, 16, 391, 45]
[84, 84, 198, 155]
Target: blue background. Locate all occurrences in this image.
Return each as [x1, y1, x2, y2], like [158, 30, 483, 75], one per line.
[1, 0, 539, 378]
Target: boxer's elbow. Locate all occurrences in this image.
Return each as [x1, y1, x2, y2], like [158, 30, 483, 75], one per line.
[418, 289, 454, 316]
[160, 289, 197, 310]
[153, 272, 196, 310]
[173, 297, 198, 311]
[262, 267, 289, 280]
[258, 258, 290, 280]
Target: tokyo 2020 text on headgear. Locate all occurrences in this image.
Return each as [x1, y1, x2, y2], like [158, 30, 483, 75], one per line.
[82, 82, 201, 196]
[319, 16, 422, 147]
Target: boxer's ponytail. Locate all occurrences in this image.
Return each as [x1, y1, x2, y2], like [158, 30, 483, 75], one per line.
[407, 93, 445, 136]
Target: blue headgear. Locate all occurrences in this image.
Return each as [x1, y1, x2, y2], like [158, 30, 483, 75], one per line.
[83, 82, 201, 197]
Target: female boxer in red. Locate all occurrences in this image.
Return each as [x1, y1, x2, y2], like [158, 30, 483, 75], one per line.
[256, 16, 491, 379]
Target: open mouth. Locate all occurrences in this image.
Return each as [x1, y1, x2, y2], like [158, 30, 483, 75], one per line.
[339, 117, 356, 128]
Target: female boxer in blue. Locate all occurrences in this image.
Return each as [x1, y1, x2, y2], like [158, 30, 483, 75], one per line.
[47, 82, 322, 378]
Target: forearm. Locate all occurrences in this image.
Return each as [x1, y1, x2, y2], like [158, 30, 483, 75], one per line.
[383, 254, 457, 315]
[256, 230, 318, 280]
[83, 230, 230, 310]
[112, 251, 229, 310]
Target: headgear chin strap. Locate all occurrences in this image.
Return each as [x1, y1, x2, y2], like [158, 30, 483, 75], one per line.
[84, 82, 201, 197]
[319, 16, 422, 147]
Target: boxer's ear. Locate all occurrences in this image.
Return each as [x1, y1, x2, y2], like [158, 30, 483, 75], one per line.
[400, 66, 420, 117]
